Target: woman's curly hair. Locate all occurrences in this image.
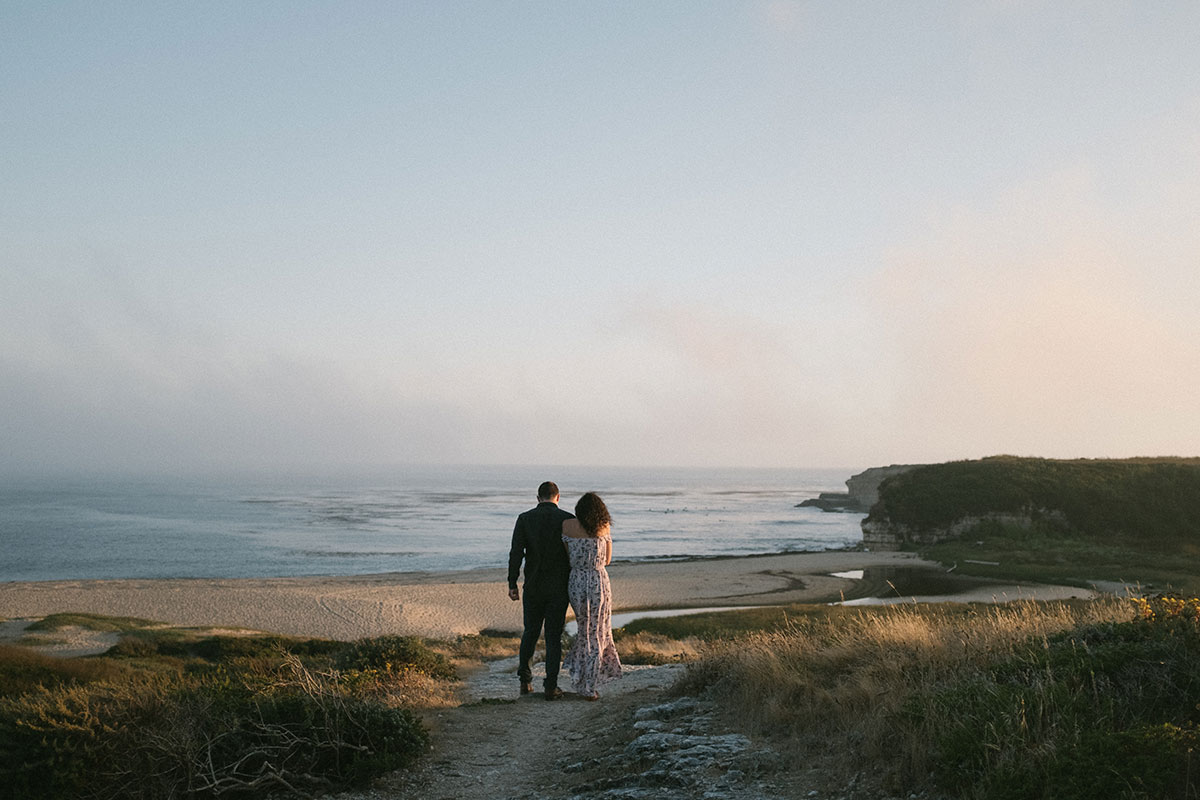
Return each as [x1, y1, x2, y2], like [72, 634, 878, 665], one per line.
[574, 491, 612, 537]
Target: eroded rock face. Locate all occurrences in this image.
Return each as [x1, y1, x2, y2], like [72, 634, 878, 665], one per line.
[863, 510, 1068, 550]
[800, 466, 923, 515]
[861, 516, 904, 551]
[797, 493, 861, 512]
[845, 465, 921, 511]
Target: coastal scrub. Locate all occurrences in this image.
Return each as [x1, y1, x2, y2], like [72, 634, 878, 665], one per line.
[0, 622, 439, 799]
[672, 597, 1200, 797]
[916, 594, 1200, 799]
[862, 456, 1200, 594]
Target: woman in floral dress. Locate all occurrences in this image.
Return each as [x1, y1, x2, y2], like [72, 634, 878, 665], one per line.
[561, 492, 622, 700]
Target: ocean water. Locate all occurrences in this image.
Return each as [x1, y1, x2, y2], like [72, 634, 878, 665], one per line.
[0, 465, 866, 582]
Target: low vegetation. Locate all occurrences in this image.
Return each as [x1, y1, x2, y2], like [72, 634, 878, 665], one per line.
[922, 518, 1200, 594]
[611, 630, 701, 664]
[0, 622, 454, 799]
[25, 612, 158, 633]
[673, 595, 1200, 799]
[921, 596, 1200, 799]
[10, 570, 1198, 799]
[440, 629, 522, 661]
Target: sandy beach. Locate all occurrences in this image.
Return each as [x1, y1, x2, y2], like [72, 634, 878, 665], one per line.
[0, 550, 1097, 642]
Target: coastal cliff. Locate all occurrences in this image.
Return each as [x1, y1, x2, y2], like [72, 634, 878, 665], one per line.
[859, 455, 1200, 551]
[862, 510, 1065, 551]
[846, 464, 921, 510]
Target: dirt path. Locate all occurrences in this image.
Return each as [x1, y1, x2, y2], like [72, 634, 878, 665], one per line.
[337, 658, 686, 800]
[331, 653, 927, 800]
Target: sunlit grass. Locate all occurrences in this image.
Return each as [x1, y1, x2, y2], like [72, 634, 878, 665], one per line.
[612, 630, 701, 664]
[26, 612, 158, 633]
[672, 596, 1200, 798]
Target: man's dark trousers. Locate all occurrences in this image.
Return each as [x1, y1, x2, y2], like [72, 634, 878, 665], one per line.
[518, 586, 569, 688]
[508, 500, 574, 691]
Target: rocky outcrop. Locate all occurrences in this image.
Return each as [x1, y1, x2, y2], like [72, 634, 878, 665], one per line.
[799, 465, 922, 514]
[797, 493, 861, 512]
[846, 465, 921, 510]
[561, 696, 786, 800]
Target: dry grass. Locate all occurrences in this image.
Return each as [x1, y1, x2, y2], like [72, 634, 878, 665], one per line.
[435, 631, 522, 662]
[14, 634, 63, 648]
[613, 631, 702, 665]
[0, 643, 133, 695]
[347, 668, 462, 709]
[0, 642, 431, 799]
[676, 598, 1136, 785]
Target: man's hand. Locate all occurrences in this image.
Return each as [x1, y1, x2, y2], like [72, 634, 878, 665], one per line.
[508, 586, 520, 601]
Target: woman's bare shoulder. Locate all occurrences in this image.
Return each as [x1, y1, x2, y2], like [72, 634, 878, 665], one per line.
[562, 518, 587, 538]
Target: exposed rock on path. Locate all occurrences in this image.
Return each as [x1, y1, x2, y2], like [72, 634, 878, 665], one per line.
[334, 657, 793, 800]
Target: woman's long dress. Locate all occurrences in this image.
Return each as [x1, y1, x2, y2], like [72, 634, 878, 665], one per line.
[562, 535, 622, 696]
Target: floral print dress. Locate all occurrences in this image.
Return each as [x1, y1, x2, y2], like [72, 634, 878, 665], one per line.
[562, 535, 623, 696]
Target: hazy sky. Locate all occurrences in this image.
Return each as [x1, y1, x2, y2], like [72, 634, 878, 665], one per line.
[3, 2, 1199, 475]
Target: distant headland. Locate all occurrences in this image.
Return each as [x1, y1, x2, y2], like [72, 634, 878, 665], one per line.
[818, 455, 1200, 597]
[796, 463, 922, 513]
[858, 455, 1200, 549]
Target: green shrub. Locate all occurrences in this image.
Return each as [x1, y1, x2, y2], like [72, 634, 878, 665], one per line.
[190, 634, 294, 662]
[335, 635, 457, 681]
[105, 628, 200, 660]
[105, 635, 162, 660]
[286, 637, 346, 658]
[0, 628, 438, 797]
[219, 686, 429, 789]
[0, 654, 428, 799]
[913, 598, 1200, 799]
[0, 679, 166, 799]
[0, 645, 131, 697]
[108, 630, 341, 666]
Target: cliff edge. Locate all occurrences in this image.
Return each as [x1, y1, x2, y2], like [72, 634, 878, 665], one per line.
[798, 464, 922, 513]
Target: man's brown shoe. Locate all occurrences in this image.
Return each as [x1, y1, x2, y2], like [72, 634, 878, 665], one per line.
[520, 682, 533, 695]
[544, 687, 563, 700]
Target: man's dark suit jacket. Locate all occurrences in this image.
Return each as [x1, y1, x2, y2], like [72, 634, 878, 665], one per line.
[508, 501, 574, 595]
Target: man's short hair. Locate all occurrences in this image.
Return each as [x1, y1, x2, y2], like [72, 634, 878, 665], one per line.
[537, 481, 559, 501]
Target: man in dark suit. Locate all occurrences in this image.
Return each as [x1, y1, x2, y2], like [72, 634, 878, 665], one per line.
[508, 480, 574, 699]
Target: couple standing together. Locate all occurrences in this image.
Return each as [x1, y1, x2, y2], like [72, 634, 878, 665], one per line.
[507, 481, 623, 700]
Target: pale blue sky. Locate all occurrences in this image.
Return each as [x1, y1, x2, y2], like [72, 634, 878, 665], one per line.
[3, 2, 1199, 474]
